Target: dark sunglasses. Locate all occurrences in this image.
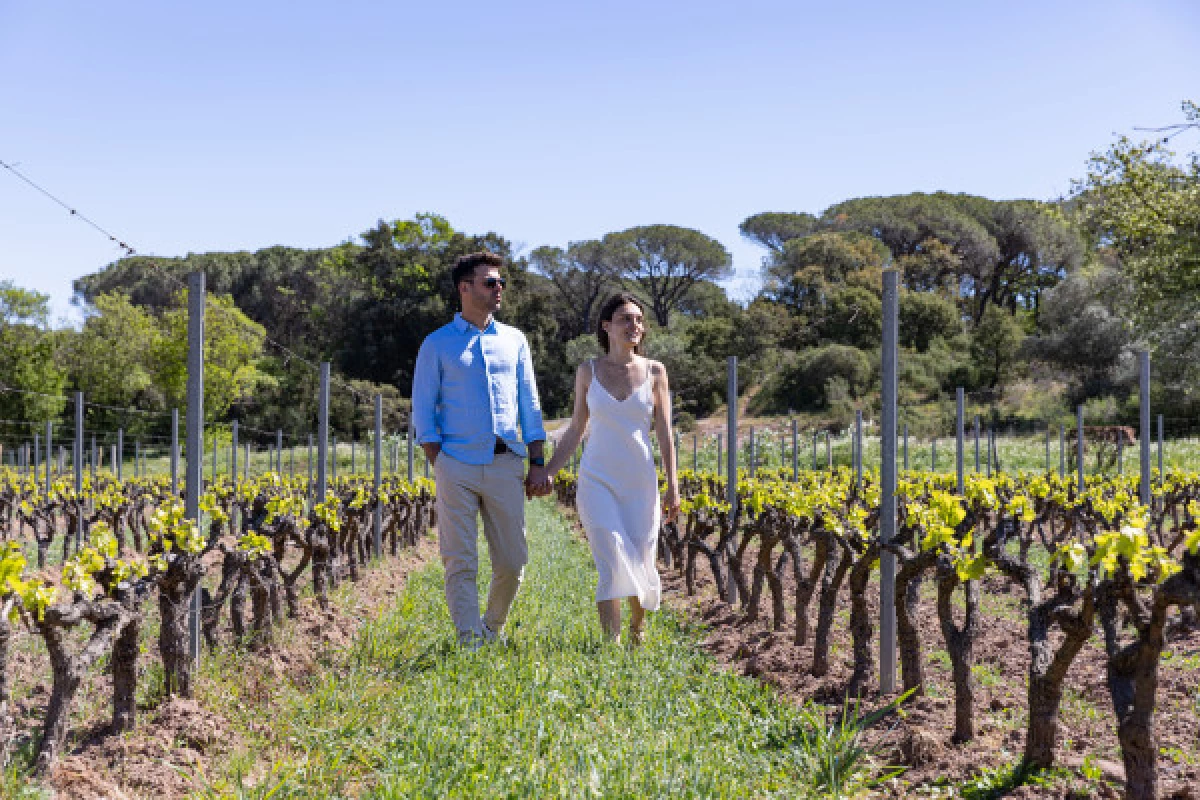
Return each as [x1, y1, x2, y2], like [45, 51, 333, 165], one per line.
[479, 277, 507, 289]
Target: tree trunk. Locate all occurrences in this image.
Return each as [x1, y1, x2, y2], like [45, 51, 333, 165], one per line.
[130, 506, 144, 552]
[767, 550, 788, 631]
[202, 549, 244, 650]
[158, 558, 204, 697]
[231, 571, 248, 641]
[792, 531, 826, 646]
[812, 541, 851, 677]
[266, 557, 284, 625]
[310, 527, 331, 611]
[282, 547, 311, 618]
[937, 569, 980, 744]
[1023, 581, 1094, 770]
[746, 527, 777, 623]
[685, 542, 698, 596]
[346, 525, 361, 583]
[35, 603, 128, 774]
[0, 613, 10, 710]
[111, 613, 141, 733]
[250, 569, 272, 650]
[36, 626, 81, 774]
[894, 548, 936, 695]
[728, 528, 753, 609]
[1097, 574, 1170, 800]
[846, 541, 879, 696]
[389, 504, 404, 556]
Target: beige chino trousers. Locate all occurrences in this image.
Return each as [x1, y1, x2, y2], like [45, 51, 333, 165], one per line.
[433, 450, 528, 644]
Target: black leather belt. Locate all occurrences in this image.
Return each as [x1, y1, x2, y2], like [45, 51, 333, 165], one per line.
[494, 438, 509, 455]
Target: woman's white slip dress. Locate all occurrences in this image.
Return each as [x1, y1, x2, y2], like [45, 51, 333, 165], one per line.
[576, 360, 662, 611]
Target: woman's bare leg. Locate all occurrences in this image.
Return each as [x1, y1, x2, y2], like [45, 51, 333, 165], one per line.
[597, 599, 622, 641]
[628, 597, 646, 646]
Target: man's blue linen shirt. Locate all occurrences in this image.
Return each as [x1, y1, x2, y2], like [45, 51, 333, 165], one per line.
[412, 313, 547, 465]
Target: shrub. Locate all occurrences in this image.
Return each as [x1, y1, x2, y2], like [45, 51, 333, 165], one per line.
[817, 287, 882, 350]
[970, 308, 1026, 388]
[773, 344, 873, 412]
[899, 290, 961, 352]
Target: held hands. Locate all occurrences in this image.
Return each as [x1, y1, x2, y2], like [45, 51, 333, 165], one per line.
[525, 465, 553, 499]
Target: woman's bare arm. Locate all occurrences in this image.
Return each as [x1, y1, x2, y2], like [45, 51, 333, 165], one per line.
[650, 361, 680, 521]
[544, 363, 591, 477]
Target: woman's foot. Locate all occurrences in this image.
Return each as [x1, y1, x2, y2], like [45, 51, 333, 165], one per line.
[597, 599, 622, 642]
[628, 598, 646, 647]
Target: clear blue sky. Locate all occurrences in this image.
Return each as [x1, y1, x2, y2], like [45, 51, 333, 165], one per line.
[2, 0, 1197, 323]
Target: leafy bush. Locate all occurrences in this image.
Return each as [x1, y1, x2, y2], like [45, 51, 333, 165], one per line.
[970, 307, 1027, 388]
[817, 287, 882, 350]
[644, 330, 726, 416]
[899, 290, 961, 351]
[762, 344, 873, 412]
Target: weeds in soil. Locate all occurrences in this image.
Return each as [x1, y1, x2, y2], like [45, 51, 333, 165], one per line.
[971, 662, 1002, 688]
[201, 500, 883, 798]
[769, 690, 912, 799]
[0, 770, 46, 800]
[0, 741, 49, 800]
[1160, 648, 1200, 671]
[950, 760, 1065, 799]
[1062, 686, 1103, 724]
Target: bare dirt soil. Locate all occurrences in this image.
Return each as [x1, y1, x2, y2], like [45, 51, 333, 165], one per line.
[660, 539, 1200, 799]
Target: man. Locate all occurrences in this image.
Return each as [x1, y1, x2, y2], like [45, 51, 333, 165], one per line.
[412, 251, 552, 647]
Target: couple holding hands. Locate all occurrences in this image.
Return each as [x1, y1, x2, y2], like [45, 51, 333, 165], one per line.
[412, 252, 680, 647]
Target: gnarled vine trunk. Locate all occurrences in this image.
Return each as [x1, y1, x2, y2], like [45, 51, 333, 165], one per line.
[792, 527, 825, 646]
[35, 601, 130, 773]
[158, 556, 205, 697]
[892, 547, 937, 696]
[936, 565, 980, 744]
[846, 540, 879, 696]
[811, 536, 851, 677]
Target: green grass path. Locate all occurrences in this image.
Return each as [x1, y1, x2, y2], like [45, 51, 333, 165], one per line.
[204, 499, 822, 799]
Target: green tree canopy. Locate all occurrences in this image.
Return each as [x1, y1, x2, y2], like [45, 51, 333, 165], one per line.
[743, 193, 1083, 326]
[738, 212, 818, 256]
[605, 225, 733, 327]
[0, 284, 65, 426]
[771, 344, 872, 412]
[970, 306, 1026, 388]
[899, 290, 962, 352]
[65, 293, 163, 434]
[816, 286, 883, 350]
[529, 240, 618, 340]
[1024, 262, 1134, 402]
[763, 231, 889, 315]
[156, 292, 270, 424]
[0, 281, 52, 327]
[821, 193, 1083, 324]
[1071, 100, 1200, 409]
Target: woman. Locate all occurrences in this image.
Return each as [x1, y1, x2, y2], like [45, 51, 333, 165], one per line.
[544, 292, 681, 644]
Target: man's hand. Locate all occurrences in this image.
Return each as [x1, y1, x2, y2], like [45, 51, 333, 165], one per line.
[525, 465, 552, 498]
[421, 443, 441, 467]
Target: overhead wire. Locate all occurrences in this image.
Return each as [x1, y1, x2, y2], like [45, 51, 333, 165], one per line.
[0, 158, 398, 411]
